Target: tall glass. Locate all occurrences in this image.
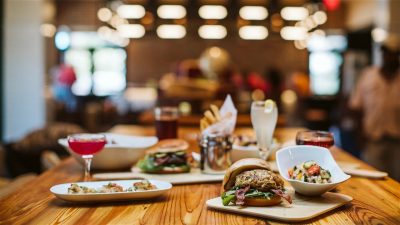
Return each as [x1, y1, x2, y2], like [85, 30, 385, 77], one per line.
[68, 133, 106, 181]
[250, 100, 278, 161]
[154, 106, 179, 140]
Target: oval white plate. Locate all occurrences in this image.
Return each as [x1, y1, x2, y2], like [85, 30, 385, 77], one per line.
[50, 180, 172, 202]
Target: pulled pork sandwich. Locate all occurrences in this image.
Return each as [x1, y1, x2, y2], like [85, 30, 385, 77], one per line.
[221, 158, 292, 206]
[137, 139, 190, 174]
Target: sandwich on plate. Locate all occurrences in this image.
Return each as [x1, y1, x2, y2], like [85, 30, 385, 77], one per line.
[137, 139, 190, 174]
[221, 158, 292, 206]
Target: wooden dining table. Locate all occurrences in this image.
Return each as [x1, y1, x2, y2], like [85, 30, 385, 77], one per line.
[0, 125, 399, 225]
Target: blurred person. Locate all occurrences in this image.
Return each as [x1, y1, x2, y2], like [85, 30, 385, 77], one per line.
[51, 64, 77, 112]
[349, 35, 400, 181]
[265, 67, 284, 107]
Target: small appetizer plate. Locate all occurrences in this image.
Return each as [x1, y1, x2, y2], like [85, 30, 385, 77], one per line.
[50, 179, 172, 202]
[276, 145, 351, 196]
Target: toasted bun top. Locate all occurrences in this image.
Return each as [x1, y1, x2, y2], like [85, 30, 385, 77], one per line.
[147, 139, 189, 154]
[222, 158, 271, 191]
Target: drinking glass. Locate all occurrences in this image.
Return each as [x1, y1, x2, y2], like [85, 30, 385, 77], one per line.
[154, 106, 179, 140]
[250, 100, 278, 160]
[68, 133, 106, 181]
[296, 130, 334, 148]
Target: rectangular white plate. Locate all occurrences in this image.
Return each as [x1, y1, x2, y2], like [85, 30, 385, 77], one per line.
[93, 168, 224, 184]
[206, 189, 352, 222]
[50, 180, 172, 202]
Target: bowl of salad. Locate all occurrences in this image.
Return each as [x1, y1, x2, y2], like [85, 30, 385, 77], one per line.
[276, 145, 351, 196]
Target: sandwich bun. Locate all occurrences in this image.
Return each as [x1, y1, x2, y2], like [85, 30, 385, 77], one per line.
[244, 195, 282, 206]
[147, 139, 189, 154]
[222, 158, 271, 191]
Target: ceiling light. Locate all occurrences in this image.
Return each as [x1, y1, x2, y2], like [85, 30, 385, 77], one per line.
[280, 26, 308, 40]
[97, 7, 112, 22]
[280, 7, 309, 21]
[239, 6, 268, 20]
[198, 25, 227, 39]
[313, 11, 328, 25]
[198, 5, 227, 20]
[157, 5, 186, 19]
[157, 25, 186, 39]
[110, 15, 128, 28]
[117, 5, 146, 19]
[117, 24, 145, 38]
[372, 28, 388, 43]
[239, 26, 268, 40]
[40, 23, 56, 37]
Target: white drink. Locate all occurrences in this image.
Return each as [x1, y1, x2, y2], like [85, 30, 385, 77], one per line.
[250, 100, 278, 160]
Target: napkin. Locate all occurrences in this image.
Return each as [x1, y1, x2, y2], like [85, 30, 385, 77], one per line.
[202, 95, 237, 136]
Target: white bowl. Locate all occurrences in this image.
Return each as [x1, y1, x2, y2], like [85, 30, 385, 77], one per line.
[276, 145, 350, 196]
[59, 133, 158, 170]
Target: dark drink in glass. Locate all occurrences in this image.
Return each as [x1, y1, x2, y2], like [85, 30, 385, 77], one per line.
[296, 130, 334, 148]
[155, 107, 178, 140]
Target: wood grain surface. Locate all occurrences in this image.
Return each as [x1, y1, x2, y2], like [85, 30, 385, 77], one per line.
[0, 126, 399, 225]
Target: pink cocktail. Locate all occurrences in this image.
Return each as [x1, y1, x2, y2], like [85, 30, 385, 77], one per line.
[68, 134, 106, 181]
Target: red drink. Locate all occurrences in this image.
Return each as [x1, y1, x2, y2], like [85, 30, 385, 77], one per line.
[296, 130, 334, 148]
[67, 133, 106, 181]
[68, 139, 106, 155]
[296, 137, 334, 148]
[155, 117, 178, 140]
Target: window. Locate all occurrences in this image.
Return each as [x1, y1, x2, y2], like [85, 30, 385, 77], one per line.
[64, 32, 127, 96]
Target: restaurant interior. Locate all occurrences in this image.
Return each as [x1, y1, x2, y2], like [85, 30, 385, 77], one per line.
[0, 0, 400, 223]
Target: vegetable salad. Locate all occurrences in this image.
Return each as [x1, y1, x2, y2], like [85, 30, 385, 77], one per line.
[288, 161, 332, 184]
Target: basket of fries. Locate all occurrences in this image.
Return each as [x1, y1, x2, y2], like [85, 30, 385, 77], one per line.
[199, 95, 237, 174]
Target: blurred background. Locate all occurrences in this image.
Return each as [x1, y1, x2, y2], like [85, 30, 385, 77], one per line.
[1, 0, 400, 177]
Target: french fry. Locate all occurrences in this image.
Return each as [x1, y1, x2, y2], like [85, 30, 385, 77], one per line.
[200, 118, 210, 131]
[204, 110, 216, 124]
[210, 104, 221, 121]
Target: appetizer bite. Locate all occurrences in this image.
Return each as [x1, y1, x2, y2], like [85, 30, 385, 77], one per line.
[288, 160, 332, 184]
[137, 139, 190, 174]
[67, 180, 157, 194]
[221, 158, 292, 206]
[128, 180, 157, 191]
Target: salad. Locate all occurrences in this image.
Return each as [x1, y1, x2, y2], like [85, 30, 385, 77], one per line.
[288, 161, 332, 184]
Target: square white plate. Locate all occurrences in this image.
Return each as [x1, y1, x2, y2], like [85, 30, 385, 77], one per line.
[206, 188, 352, 222]
[50, 180, 172, 202]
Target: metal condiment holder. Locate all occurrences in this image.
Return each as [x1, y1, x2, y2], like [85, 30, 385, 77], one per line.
[199, 133, 233, 174]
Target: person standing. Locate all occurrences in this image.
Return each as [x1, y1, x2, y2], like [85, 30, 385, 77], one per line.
[349, 35, 400, 181]
[52, 64, 77, 112]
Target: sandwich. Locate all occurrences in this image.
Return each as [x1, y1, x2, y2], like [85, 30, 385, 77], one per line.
[221, 158, 292, 206]
[137, 139, 190, 174]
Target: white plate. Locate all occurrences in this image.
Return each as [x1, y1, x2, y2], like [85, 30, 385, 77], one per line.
[231, 141, 280, 162]
[94, 168, 224, 185]
[50, 180, 172, 202]
[207, 188, 353, 222]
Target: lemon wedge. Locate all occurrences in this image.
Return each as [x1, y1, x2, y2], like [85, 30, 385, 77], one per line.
[264, 99, 276, 113]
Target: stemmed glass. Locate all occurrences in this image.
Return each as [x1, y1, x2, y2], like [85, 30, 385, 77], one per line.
[68, 133, 106, 181]
[250, 100, 278, 161]
[296, 130, 334, 148]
